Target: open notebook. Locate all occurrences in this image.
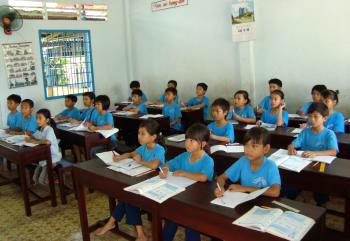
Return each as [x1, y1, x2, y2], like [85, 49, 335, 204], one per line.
[210, 144, 244, 154]
[124, 174, 196, 203]
[211, 187, 269, 209]
[244, 123, 276, 131]
[67, 121, 119, 138]
[3, 135, 38, 147]
[167, 134, 186, 142]
[233, 206, 315, 241]
[268, 149, 311, 172]
[139, 114, 164, 119]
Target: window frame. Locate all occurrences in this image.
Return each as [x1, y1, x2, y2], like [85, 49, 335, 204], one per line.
[38, 29, 95, 100]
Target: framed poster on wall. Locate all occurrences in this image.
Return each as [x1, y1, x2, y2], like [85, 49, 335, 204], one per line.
[232, 0, 256, 42]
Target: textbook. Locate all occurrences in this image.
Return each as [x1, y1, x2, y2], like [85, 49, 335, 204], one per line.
[167, 134, 186, 142]
[288, 114, 307, 119]
[211, 187, 269, 209]
[210, 144, 244, 154]
[148, 104, 164, 108]
[233, 206, 315, 241]
[244, 123, 276, 131]
[68, 121, 91, 132]
[3, 135, 38, 147]
[114, 111, 135, 116]
[0, 129, 10, 139]
[124, 175, 187, 203]
[139, 114, 164, 119]
[96, 128, 119, 138]
[97, 151, 153, 177]
[268, 149, 311, 172]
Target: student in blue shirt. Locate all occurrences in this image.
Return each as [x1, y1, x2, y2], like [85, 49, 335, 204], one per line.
[297, 85, 327, 117]
[256, 78, 283, 114]
[25, 109, 64, 185]
[227, 90, 256, 124]
[321, 89, 344, 133]
[78, 92, 97, 122]
[6, 94, 22, 130]
[184, 82, 209, 120]
[128, 80, 148, 102]
[162, 87, 182, 133]
[156, 80, 179, 104]
[208, 98, 234, 143]
[56, 94, 80, 121]
[258, 90, 289, 127]
[124, 89, 148, 115]
[288, 103, 338, 206]
[215, 127, 281, 198]
[12, 99, 38, 135]
[96, 120, 165, 241]
[160, 123, 214, 241]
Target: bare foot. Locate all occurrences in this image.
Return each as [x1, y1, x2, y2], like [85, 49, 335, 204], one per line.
[135, 236, 148, 241]
[95, 222, 115, 236]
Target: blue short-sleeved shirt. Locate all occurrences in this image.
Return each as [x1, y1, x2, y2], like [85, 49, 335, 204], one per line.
[261, 110, 289, 126]
[136, 144, 165, 167]
[162, 103, 182, 131]
[208, 122, 235, 143]
[292, 128, 339, 152]
[299, 102, 313, 115]
[16, 114, 38, 133]
[159, 94, 179, 104]
[91, 112, 116, 142]
[33, 126, 62, 163]
[129, 93, 148, 102]
[80, 107, 98, 122]
[258, 96, 271, 111]
[167, 152, 214, 181]
[325, 112, 344, 133]
[7, 111, 21, 129]
[59, 107, 81, 119]
[128, 102, 148, 115]
[225, 156, 281, 188]
[186, 96, 209, 120]
[227, 105, 256, 121]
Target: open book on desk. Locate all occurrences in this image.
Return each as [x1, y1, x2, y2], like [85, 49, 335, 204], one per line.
[139, 114, 164, 119]
[210, 143, 244, 154]
[268, 149, 311, 172]
[167, 134, 186, 142]
[233, 206, 315, 241]
[3, 135, 38, 147]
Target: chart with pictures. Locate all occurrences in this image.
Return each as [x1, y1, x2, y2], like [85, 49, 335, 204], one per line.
[2, 42, 37, 89]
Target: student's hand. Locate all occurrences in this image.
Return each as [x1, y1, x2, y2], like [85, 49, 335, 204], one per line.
[228, 184, 246, 192]
[84, 122, 93, 127]
[159, 166, 169, 179]
[214, 188, 225, 198]
[279, 100, 286, 110]
[88, 125, 97, 131]
[180, 102, 186, 107]
[173, 170, 186, 177]
[256, 120, 262, 126]
[25, 137, 32, 142]
[133, 155, 142, 163]
[113, 155, 123, 161]
[299, 123, 307, 129]
[70, 118, 79, 124]
[302, 151, 317, 158]
[288, 145, 297, 155]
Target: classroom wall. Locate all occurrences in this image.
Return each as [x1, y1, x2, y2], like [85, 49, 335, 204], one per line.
[0, 0, 130, 128]
[127, 0, 350, 116]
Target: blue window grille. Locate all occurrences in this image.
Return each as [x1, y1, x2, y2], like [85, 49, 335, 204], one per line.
[39, 30, 95, 99]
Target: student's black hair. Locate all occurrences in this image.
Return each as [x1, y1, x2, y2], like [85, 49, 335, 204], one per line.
[271, 89, 285, 100]
[307, 102, 329, 117]
[185, 123, 210, 144]
[311, 85, 327, 94]
[131, 89, 143, 97]
[37, 108, 56, 129]
[95, 95, 110, 110]
[242, 127, 271, 146]
[21, 99, 34, 108]
[321, 89, 339, 104]
[130, 80, 140, 89]
[139, 119, 163, 144]
[168, 80, 177, 87]
[83, 92, 95, 101]
[7, 94, 21, 104]
[65, 94, 78, 103]
[165, 87, 177, 96]
[212, 98, 230, 113]
[268, 78, 282, 88]
[234, 90, 251, 105]
[197, 82, 208, 91]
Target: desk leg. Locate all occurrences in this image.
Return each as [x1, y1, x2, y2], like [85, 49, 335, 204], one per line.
[18, 163, 31, 216]
[345, 198, 350, 236]
[76, 178, 90, 241]
[152, 210, 162, 241]
[84, 142, 92, 161]
[46, 159, 57, 207]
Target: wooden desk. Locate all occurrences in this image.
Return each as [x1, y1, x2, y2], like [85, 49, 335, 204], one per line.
[56, 126, 110, 160]
[73, 159, 161, 241]
[165, 138, 350, 239]
[0, 140, 57, 216]
[161, 182, 325, 241]
[234, 125, 350, 159]
[74, 158, 325, 241]
[288, 116, 308, 128]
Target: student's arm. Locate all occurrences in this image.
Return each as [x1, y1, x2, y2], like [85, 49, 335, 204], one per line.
[210, 134, 230, 143]
[228, 184, 280, 197]
[288, 144, 298, 155]
[188, 103, 206, 110]
[133, 154, 161, 169]
[276, 103, 286, 126]
[302, 149, 337, 158]
[170, 118, 181, 127]
[233, 114, 256, 124]
[90, 124, 113, 131]
[214, 174, 229, 197]
[25, 136, 50, 145]
[113, 151, 135, 161]
[173, 170, 208, 182]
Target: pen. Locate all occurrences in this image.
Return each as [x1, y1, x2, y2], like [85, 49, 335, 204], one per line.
[159, 167, 164, 174]
[312, 161, 319, 167]
[216, 182, 222, 191]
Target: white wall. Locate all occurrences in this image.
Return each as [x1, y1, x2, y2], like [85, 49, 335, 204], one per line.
[128, 0, 241, 104]
[127, 0, 350, 116]
[0, 0, 130, 127]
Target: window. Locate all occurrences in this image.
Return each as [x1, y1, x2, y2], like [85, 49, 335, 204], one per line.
[8, 0, 108, 21]
[39, 30, 95, 99]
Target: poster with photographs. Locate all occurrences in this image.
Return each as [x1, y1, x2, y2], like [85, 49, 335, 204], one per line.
[2, 42, 37, 89]
[232, 0, 256, 42]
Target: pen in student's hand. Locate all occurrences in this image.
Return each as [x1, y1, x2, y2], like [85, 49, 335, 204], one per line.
[112, 151, 117, 156]
[312, 161, 319, 167]
[216, 182, 222, 191]
[159, 167, 164, 174]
